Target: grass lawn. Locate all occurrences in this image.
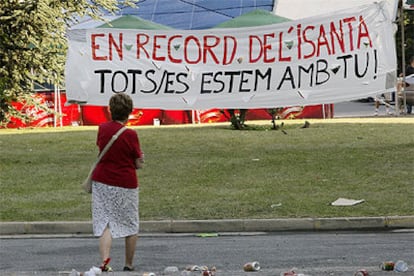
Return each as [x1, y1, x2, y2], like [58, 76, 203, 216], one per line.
[0, 118, 413, 222]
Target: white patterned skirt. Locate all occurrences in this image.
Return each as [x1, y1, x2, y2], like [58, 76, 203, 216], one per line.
[92, 181, 139, 238]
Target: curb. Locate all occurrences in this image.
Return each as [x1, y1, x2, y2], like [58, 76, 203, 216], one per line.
[1, 216, 413, 236]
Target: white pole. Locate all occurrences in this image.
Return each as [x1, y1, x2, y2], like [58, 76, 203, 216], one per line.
[191, 110, 194, 124]
[400, 2, 407, 114]
[57, 85, 63, 127]
[272, 0, 278, 13]
[54, 85, 57, 128]
[322, 104, 326, 119]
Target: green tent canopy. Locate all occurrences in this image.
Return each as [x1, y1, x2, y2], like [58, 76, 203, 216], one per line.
[98, 15, 171, 30]
[214, 9, 291, 28]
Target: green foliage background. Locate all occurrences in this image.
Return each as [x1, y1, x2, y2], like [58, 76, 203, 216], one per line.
[396, 6, 414, 72]
[0, 0, 137, 125]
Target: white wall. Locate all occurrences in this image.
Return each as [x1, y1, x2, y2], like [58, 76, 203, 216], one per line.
[273, 0, 399, 20]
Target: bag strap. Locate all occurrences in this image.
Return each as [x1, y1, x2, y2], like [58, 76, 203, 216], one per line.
[95, 126, 127, 165]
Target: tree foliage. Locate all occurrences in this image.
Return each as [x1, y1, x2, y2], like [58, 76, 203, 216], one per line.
[396, 2, 414, 73]
[0, 0, 137, 126]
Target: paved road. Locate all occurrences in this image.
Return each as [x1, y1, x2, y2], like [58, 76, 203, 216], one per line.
[1, 230, 413, 275]
[334, 99, 413, 118]
[334, 101, 376, 117]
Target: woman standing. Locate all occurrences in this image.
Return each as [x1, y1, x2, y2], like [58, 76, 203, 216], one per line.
[91, 93, 144, 272]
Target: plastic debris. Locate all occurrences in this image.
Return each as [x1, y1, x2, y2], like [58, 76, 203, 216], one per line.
[143, 273, 156, 276]
[281, 270, 298, 276]
[164, 266, 179, 274]
[380, 261, 395, 271]
[184, 265, 216, 276]
[354, 269, 369, 276]
[69, 269, 81, 276]
[196, 233, 219, 238]
[243, 261, 260, 272]
[330, 198, 365, 206]
[301, 121, 310, 129]
[185, 265, 201, 272]
[84, 266, 102, 276]
[66, 266, 102, 276]
[280, 268, 308, 276]
[394, 260, 409, 272]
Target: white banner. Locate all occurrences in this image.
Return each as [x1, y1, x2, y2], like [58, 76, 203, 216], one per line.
[65, 1, 397, 109]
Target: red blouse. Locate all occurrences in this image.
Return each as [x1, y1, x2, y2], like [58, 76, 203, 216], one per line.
[92, 121, 143, 189]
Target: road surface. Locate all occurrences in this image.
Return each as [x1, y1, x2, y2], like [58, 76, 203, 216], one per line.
[1, 230, 413, 275]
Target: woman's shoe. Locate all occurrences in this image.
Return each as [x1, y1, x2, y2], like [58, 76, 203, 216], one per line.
[123, 266, 134, 271]
[100, 258, 113, 272]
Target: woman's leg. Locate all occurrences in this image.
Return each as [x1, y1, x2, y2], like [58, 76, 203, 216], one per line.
[99, 227, 112, 262]
[124, 234, 138, 268]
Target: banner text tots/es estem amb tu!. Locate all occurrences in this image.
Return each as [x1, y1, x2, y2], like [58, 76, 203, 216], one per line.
[65, 1, 397, 109]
